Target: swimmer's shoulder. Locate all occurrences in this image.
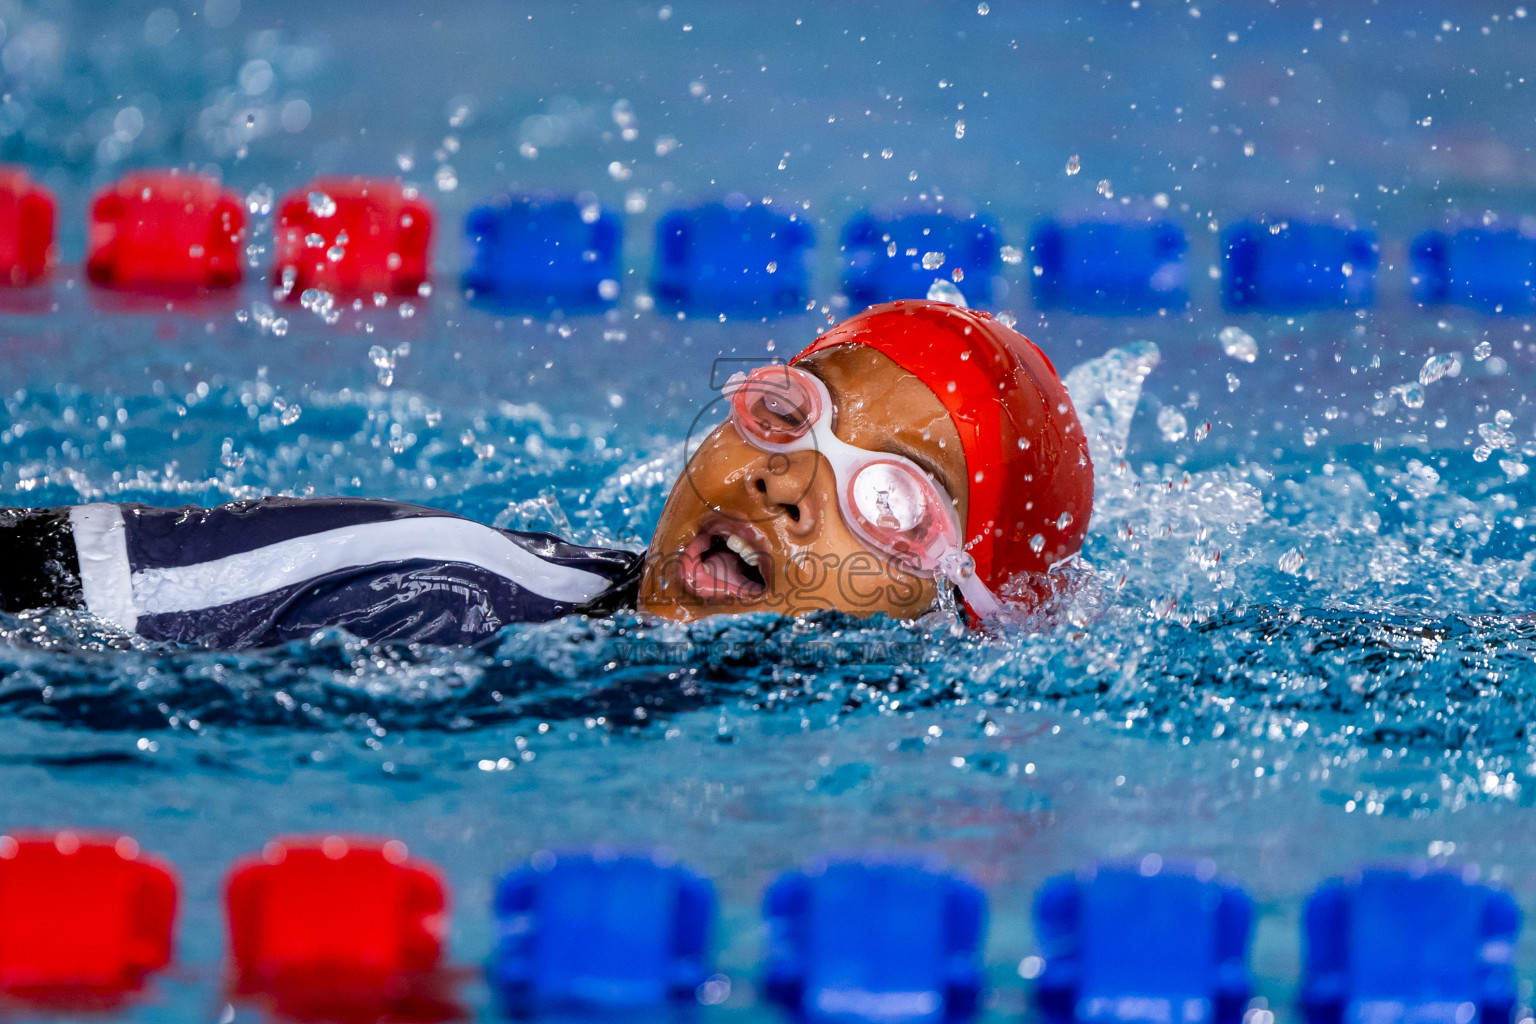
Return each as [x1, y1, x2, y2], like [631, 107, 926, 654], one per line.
[119, 494, 455, 527]
[115, 495, 465, 569]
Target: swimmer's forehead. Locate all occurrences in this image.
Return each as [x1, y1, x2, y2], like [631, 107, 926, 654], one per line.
[796, 344, 964, 503]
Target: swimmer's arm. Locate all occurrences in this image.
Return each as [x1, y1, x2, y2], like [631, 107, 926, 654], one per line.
[263, 561, 590, 647]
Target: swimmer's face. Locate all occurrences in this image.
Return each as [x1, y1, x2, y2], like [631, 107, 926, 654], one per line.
[638, 345, 967, 621]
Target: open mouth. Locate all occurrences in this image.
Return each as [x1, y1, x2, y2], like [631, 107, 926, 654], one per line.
[679, 523, 771, 604]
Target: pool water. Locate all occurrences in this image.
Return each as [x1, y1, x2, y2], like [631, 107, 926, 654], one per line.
[4, 1, 1536, 1020]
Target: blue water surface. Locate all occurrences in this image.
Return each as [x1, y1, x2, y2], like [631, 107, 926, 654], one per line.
[3, 2, 1536, 1020]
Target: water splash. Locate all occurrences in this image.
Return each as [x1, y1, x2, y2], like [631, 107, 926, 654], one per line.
[1062, 341, 1160, 476]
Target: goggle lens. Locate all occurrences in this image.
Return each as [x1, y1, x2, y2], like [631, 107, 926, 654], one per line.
[729, 368, 821, 447]
[844, 459, 957, 575]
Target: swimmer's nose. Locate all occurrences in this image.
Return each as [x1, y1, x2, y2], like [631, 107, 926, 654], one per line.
[746, 452, 819, 537]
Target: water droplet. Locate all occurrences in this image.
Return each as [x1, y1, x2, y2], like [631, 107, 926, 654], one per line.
[1029, 534, 1046, 554]
[369, 345, 395, 386]
[954, 119, 965, 139]
[1056, 511, 1073, 531]
[1419, 351, 1462, 385]
[435, 165, 458, 191]
[307, 191, 336, 218]
[977, 1, 989, 13]
[1392, 382, 1426, 408]
[304, 232, 325, 249]
[1218, 325, 1257, 362]
[1158, 407, 1188, 441]
[926, 280, 968, 307]
[1096, 178, 1113, 198]
[996, 311, 1017, 328]
[921, 251, 946, 270]
[1474, 341, 1493, 361]
[245, 185, 274, 216]
[1065, 154, 1081, 176]
[326, 244, 345, 263]
[766, 261, 778, 274]
[999, 245, 1023, 265]
[1277, 548, 1306, 575]
[399, 302, 416, 320]
[1210, 74, 1226, 90]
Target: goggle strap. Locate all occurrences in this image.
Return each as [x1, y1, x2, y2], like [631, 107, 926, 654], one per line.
[952, 568, 1004, 620]
[937, 549, 1004, 620]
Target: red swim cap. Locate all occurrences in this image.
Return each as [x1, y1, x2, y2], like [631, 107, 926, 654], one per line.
[792, 299, 1094, 604]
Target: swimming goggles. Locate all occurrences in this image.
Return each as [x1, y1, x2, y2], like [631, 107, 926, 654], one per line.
[723, 364, 1003, 618]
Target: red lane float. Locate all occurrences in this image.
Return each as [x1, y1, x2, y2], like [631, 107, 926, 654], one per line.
[0, 167, 55, 286]
[86, 170, 244, 292]
[0, 832, 177, 998]
[273, 178, 432, 299]
[225, 835, 458, 1020]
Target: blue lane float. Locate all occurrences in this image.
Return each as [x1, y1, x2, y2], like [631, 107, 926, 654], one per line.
[841, 209, 1001, 308]
[1410, 228, 1536, 314]
[1300, 866, 1521, 1024]
[762, 856, 987, 1024]
[652, 197, 814, 315]
[1028, 218, 1188, 314]
[1033, 860, 1253, 1024]
[487, 850, 716, 1013]
[1222, 220, 1378, 312]
[462, 192, 623, 312]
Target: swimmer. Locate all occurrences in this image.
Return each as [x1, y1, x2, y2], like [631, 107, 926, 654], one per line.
[0, 300, 1092, 647]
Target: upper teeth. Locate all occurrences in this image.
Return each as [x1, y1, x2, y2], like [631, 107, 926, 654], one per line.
[724, 533, 760, 567]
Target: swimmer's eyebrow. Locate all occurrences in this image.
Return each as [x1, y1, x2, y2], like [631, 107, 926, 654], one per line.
[817, 368, 959, 502]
